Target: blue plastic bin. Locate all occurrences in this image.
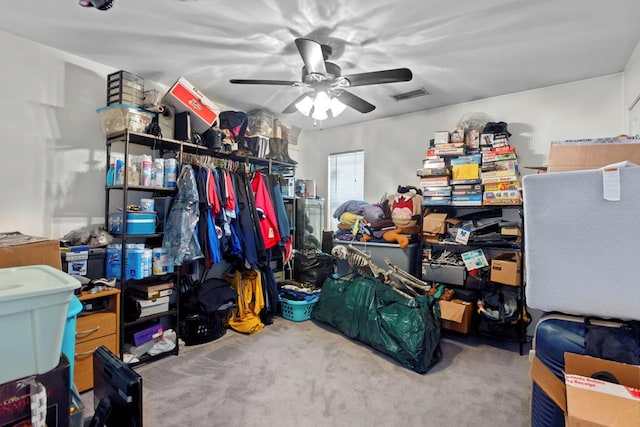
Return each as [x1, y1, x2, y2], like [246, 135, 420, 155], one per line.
[62, 295, 83, 386]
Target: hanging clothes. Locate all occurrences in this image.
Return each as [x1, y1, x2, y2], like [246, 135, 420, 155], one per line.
[228, 269, 265, 334]
[267, 174, 291, 243]
[251, 172, 281, 250]
[235, 171, 265, 268]
[204, 168, 222, 264]
[259, 250, 279, 325]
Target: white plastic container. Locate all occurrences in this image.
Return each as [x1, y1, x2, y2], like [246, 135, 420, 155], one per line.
[0, 265, 80, 384]
[96, 103, 154, 135]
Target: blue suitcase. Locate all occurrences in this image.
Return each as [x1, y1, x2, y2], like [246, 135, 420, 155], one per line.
[531, 314, 639, 427]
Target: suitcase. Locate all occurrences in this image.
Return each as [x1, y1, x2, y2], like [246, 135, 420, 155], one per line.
[530, 314, 639, 427]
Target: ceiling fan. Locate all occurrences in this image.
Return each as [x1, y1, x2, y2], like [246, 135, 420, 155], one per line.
[229, 38, 413, 119]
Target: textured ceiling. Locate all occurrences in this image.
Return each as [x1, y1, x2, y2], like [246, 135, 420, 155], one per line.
[1, 0, 640, 131]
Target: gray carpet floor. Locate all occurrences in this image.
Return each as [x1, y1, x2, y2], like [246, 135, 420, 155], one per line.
[83, 318, 532, 426]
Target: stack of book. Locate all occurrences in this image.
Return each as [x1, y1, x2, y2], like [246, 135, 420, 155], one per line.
[450, 154, 482, 206]
[419, 128, 523, 207]
[480, 135, 522, 205]
[418, 157, 451, 205]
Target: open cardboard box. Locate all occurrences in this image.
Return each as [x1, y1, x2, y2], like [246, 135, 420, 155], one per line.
[0, 231, 61, 269]
[547, 136, 640, 172]
[439, 299, 474, 334]
[422, 212, 447, 235]
[530, 352, 640, 427]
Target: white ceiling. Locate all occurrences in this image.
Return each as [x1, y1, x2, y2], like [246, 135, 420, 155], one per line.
[2, 0, 640, 131]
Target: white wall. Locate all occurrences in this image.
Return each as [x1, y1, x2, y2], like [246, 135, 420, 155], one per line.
[296, 74, 624, 225]
[624, 40, 640, 133]
[0, 30, 115, 239]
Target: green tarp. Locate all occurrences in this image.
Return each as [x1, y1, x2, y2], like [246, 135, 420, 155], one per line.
[312, 275, 442, 374]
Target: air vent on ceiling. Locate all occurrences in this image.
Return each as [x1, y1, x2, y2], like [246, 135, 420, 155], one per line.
[391, 88, 429, 101]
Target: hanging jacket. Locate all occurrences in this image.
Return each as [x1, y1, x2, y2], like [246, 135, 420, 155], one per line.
[251, 172, 281, 250]
[228, 269, 265, 334]
[194, 166, 212, 268]
[267, 174, 291, 243]
[235, 171, 265, 268]
[204, 168, 221, 265]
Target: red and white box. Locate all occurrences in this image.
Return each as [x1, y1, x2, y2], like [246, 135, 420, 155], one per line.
[163, 76, 220, 133]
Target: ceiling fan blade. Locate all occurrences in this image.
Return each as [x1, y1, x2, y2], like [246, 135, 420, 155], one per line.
[343, 68, 413, 87]
[295, 38, 327, 75]
[282, 92, 314, 114]
[230, 79, 303, 86]
[336, 90, 376, 114]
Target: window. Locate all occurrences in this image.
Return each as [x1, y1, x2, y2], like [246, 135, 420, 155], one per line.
[328, 150, 364, 230]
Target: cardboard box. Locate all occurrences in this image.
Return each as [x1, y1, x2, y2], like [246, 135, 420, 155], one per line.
[434, 131, 449, 145]
[0, 231, 61, 269]
[547, 137, 640, 172]
[0, 355, 70, 427]
[530, 352, 640, 427]
[490, 252, 521, 286]
[163, 76, 221, 133]
[422, 212, 448, 235]
[439, 299, 474, 334]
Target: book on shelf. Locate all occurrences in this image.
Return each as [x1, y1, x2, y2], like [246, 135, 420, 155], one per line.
[423, 188, 452, 197]
[423, 157, 446, 165]
[426, 143, 465, 157]
[451, 189, 483, 196]
[451, 163, 479, 181]
[416, 167, 449, 177]
[450, 154, 482, 165]
[423, 196, 452, 206]
[481, 159, 519, 172]
[452, 183, 483, 191]
[419, 176, 450, 187]
[482, 151, 518, 163]
[452, 200, 483, 206]
[481, 174, 520, 184]
[452, 194, 483, 203]
[484, 181, 521, 192]
[450, 178, 482, 185]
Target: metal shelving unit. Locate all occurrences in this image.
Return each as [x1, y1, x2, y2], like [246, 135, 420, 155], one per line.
[418, 204, 529, 355]
[105, 129, 297, 362]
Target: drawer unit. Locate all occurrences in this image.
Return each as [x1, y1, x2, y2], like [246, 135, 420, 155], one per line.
[74, 333, 118, 392]
[74, 288, 120, 392]
[76, 311, 117, 342]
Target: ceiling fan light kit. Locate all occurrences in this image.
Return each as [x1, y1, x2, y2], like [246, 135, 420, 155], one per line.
[230, 37, 413, 122]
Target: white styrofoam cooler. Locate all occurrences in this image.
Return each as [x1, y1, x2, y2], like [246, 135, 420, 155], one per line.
[522, 164, 640, 320]
[0, 265, 80, 383]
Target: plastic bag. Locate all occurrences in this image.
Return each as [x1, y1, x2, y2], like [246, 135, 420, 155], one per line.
[293, 249, 335, 286]
[148, 329, 177, 356]
[163, 165, 203, 265]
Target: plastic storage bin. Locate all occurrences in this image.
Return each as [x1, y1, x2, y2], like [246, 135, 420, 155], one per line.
[62, 295, 82, 386]
[280, 297, 319, 322]
[107, 70, 144, 107]
[96, 103, 154, 135]
[0, 265, 80, 384]
[108, 211, 156, 235]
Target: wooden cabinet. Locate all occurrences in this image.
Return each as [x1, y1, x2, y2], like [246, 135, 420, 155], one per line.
[74, 288, 120, 392]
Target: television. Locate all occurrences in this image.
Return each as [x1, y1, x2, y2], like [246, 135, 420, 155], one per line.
[91, 345, 143, 427]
